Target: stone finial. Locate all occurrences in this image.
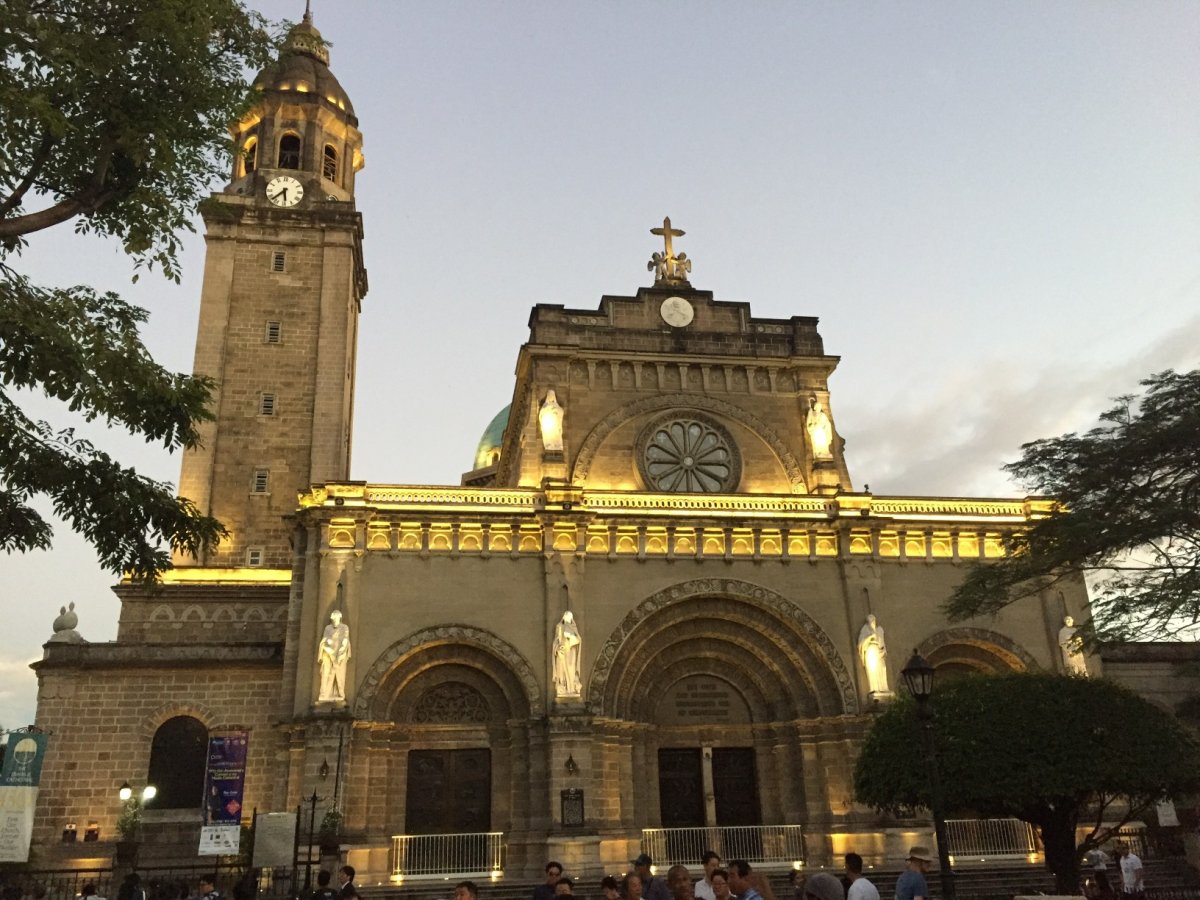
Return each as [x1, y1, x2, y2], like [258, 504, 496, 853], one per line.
[48, 602, 86, 644]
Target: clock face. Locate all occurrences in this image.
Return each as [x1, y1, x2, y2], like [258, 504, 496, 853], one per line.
[660, 296, 695, 328]
[266, 175, 304, 208]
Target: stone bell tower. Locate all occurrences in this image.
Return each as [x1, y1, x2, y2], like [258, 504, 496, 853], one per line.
[176, 10, 367, 569]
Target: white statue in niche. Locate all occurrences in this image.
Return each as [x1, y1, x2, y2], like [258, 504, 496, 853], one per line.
[318, 609, 352, 703]
[552, 611, 582, 698]
[539, 389, 565, 452]
[1059, 615, 1088, 676]
[806, 397, 834, 460]
[857, 614, 891, 695]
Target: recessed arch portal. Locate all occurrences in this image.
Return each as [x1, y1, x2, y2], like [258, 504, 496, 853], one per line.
[918, 627, 1040, 678]
[589, 578, 858, 720]
[353, 625, 542, 720]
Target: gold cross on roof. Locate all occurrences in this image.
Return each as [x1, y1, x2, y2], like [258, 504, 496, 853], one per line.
[651, 217, 685, 259]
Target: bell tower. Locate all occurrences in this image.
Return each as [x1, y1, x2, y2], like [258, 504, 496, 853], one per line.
[176, 11, 367, 568]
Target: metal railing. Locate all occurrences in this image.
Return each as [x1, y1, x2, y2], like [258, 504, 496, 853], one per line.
[945, 818, 1039, 862]
[389, 832, 505, 881]
[641, 825, 805, 869]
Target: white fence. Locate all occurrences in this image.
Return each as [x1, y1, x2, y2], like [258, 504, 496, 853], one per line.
[389, 832, 505, 881]
[945, 818, 1039, 862]
[641, 825, 805, 869]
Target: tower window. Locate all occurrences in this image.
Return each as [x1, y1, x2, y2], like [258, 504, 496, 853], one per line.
[246, 547, 264, 567]
[265, 321, 282, 343]
[243, 137, 258, 176]
[271, 251, 286, 272]
[259, 393, 276, 416]
[278, 134, 301, 169]
[322, 145, 338, 182]
[252, 469, 270, 493]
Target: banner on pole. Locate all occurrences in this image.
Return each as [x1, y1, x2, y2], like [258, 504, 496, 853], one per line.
[204, 732, 249, 825]
[0, 732, 48, 863]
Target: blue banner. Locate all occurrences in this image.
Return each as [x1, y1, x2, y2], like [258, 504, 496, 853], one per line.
[0, 732, 48, 862]
[204, 732, 248, 825]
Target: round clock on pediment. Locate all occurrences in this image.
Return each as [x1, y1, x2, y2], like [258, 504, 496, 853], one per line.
[660, 295, 694, 328]
[636, 411, 741, 493]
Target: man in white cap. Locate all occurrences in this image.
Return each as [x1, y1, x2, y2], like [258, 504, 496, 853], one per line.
[894, 847, 931, 900]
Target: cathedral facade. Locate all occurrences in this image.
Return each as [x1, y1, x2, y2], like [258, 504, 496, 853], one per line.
[31, 15, 1099, 883]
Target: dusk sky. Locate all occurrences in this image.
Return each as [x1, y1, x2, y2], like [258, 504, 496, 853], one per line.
[3, 1, 1198, 728]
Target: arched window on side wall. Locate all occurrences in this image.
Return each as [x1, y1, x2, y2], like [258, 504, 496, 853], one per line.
[243, 137, 258, 175]
[322, 145, 338, 182]
[278, 134, 301, 169]
[146, 716, 208, 809]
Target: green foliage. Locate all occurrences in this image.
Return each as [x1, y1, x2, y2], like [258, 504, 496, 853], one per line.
[0, 0, 276, 277]
[318, 809, 343, 839]
[945, 369, 1200, 642]
[116, 797, 141, 841]
[0, 275, 225, 579]
[0, 0, 276, 578]
[854, 673, 1200, 890]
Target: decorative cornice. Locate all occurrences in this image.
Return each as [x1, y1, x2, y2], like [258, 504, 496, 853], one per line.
[35, 642, 283, 670]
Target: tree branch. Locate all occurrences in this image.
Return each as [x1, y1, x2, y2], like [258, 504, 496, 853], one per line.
[0, 132, 57, 217]
[0, 142, 119, 240]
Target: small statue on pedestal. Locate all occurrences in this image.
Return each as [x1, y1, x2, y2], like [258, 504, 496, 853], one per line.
[552, 611, 582, 699]
[857, 614, 892, 697]
[318, 609, 352, 704]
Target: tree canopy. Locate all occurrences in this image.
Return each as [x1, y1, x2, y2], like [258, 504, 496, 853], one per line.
[853, 672, 1200, 892]
[0, 0, 277, 579]
[945, 369, 1200, 642]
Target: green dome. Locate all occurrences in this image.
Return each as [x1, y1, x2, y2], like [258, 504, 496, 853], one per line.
[473, 404, 511, 470]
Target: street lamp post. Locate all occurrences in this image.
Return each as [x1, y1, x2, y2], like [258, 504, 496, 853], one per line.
[115, 782, 157, 867]
[304, 790, 323, 891]
[900, 650, 957, 900]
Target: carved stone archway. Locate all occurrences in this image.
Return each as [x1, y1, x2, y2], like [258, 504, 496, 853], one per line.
[918, 627, 1040, 674]
[588, 578, 858, 718]
[353, 625, 543, 718]
[571, 393, 808, 493]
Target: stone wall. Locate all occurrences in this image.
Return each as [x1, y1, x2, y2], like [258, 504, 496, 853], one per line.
[31, 642, 283, 862]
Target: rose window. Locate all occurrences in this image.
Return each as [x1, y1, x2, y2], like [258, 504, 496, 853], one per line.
[638, 415, 740, 493]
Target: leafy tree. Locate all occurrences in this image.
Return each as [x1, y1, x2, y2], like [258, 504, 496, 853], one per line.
[0, 0, 277, 579]
[853, 672, 1200, 893]
[945, 369, 1200, 642]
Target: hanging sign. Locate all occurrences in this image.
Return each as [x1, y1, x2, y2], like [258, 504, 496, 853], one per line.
[0, 732, 48, 862]
[204, 732, 249, 825]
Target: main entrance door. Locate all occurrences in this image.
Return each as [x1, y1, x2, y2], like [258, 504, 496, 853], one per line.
[405, 749, 491, 834]
[657, 746, 761, 860]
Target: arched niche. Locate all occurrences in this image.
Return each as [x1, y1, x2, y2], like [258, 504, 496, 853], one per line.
[589, 578, 858, 721]
[147, 715, 208, 809]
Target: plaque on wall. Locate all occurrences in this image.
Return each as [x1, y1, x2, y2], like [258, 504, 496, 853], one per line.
[656, 674, 752, 725]
[561, 789, 584, 828]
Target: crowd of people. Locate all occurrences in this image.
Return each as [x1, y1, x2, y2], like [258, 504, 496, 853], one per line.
[0, 841, 1149, 900]
[518, 841, 1148, 900]
[521, 850, 883, 900]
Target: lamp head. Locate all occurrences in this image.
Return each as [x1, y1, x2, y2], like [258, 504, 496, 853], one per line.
[142, 785, 157, 802]
[118, 782, 133, 802]
[901, 649, 935, 700]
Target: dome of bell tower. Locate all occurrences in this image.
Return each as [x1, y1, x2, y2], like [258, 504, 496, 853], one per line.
[226, 7, 363, 200]
[251, 12, 355, 118]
